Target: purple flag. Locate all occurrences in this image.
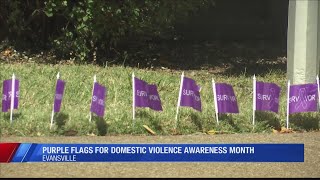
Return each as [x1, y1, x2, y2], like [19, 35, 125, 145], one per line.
[90, 82, 106, 117]
[289, 83, 318, 114]
[256, 81, 281, 113]
[53, 79, 65, 112]
[180, 77, 201, 111]
[215, 83, 239, 113]
[2, 79, 19, 112]
[134, 77, 162, 111]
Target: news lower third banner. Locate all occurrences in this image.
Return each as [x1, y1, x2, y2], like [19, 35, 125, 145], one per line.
[0, 143, 304, 163]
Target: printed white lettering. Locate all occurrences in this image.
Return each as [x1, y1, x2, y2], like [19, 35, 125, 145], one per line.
[217, 95, 236, 102]
[98, 99, 104, 106]
[55, 94, 63, 100]
[149, 95, 159, 101]
[137, 90, 148, 97]
[183, 89, 200, 101]
[2, 95, 7, 101]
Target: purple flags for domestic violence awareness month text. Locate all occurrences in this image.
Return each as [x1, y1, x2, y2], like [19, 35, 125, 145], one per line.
[2, 74, 19, 123]
[286, 79, 320, 129]
[132, 73, 162, 119]
[212, 79, 239, 124]
[90, 80, 106, 118]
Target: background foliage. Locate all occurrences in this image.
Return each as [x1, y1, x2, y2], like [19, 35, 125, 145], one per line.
[0, 0, 214, 63]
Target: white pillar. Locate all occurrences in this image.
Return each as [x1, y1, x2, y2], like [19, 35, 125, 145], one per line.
[287, 0, 320, 84]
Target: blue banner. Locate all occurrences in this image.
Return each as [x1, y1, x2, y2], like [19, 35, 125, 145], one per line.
[10, 143, 304, 162]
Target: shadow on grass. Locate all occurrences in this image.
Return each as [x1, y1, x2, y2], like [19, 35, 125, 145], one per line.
[255, 111, 281, 130]
[136, 110, 151, 119]
[149, 117, 163, 132]
[52, 112, 78, 136]
[3, 112, 23, 121]
[93, 116, 108, 136]
[219, 114, 240, 132]
[55, 112, 68, 129]
[136, 110, 163, 132]
[290, 113, 320, 131]
[190, 113, 202, 131]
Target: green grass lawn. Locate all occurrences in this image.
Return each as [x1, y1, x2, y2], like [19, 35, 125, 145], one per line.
[1, 63, 319, 136]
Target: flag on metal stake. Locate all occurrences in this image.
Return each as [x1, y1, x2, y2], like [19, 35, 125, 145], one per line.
[175, 72, 202, 128]
[134, 77, 163, 111]
[179, 76, 202, 112]
[132, 73, 163, 120]
[255, 82, 281, 113]
[90, 81, 107, 118]
[286, 79, 319, 129]
[53, 79, 65, 112]
[50, 72, 66, 129]
[252, 75, 281, 127]
[2, 79, 19, 112]
[288, 83, 318, 114]
[214, 83, 239, 113]
[212, 80, 239, 125]
[2, 74, 19, 123]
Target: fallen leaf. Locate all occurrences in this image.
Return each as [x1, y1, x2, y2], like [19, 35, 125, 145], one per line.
[280, 127, 294, 133]
[207, 129, 216, 135]
[87, 133, 97, 136]
[143, 125, 156, 135]
[171, 128, 181, 135]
